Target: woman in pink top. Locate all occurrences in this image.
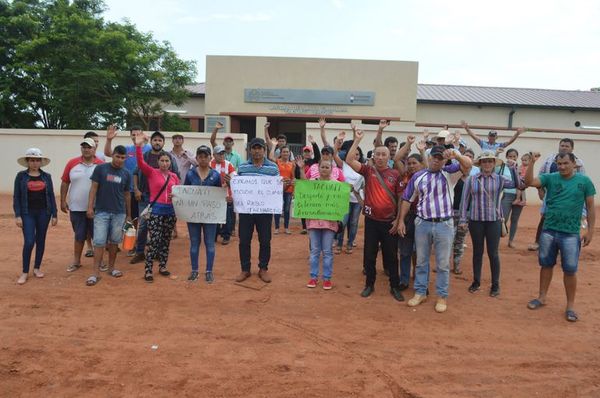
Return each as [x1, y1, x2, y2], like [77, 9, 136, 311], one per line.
[306, 160, 340, 290]
[135, 133, 180, 282]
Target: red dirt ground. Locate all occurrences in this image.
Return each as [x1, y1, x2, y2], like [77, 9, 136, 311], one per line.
[1, 194, 599, 398]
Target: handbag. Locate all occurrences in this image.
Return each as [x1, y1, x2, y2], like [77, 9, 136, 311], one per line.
[140, 174, 171, 221]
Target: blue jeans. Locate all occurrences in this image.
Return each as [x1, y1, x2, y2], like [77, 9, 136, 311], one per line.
[309, 228, 335, 279]
[539, 229, 581, 274]
[274, 192, 292, 230]
[188, 223, 217, 272]
[336, 202, 361, 247]
[414, 217, 454, 298]
[218, 202, 235, 240]
[135, 196, 149, 253]
[399, 212, 416, 286]
[21, 209, 51, 273]
[92, 211, 126, 247]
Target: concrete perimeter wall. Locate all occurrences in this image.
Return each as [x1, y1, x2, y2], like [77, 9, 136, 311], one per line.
[1, 129, 247, 195]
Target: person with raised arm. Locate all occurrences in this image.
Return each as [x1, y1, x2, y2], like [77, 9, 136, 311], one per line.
[461, 120, 526, 152]
[210, 121, 242, 170]
[134, 132, 180, 283]
[397, 145, 471, 313]
[269, 138, 295, 235]
[346, 129, 404, 302]
[265, 121, 294, 161]
[524, 151, 595, 322]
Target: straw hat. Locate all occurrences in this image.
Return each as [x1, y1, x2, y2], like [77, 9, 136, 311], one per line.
[17, 148, 51, 168]
[473, 150, 503, 167]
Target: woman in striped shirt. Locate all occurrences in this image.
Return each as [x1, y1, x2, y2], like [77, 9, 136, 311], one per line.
[459, 151, 520, 297]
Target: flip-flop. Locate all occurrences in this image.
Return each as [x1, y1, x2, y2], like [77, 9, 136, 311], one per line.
[109, 269, 123, 278]
[565, 310, 578, 322]
[527, 298, 545, 310]
[84, 250, 94, 258]
[86, 275, 100, 286]
[66, 264, 82, 272]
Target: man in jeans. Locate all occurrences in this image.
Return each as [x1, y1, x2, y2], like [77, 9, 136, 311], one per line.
[525, 152, 595, 322]
[86, 145, 131, 286]
[231, 138, 280, 283]
[398, 145, 471, 313]
[345, 129, 405, 302]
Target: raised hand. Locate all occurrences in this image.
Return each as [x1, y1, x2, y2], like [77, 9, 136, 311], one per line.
[460, 120, 468, 128]
[295, 157, 305, 169]
[106, 124, 118, 140]
[334, 136, 343, 150]
[350, 122, 357, 132]
[445, 132, 455, 145]
[529, 151, 541, 162]
[134, 131, 147, 146]
[416, 140, 426, 152]
[406, 135, 416, 145]
[264, 122, 270, 129]
[423, 129, 430, 140]
[516, 127, 526, 135]
[270, 137, 278, 147]
[318, 117, 326, 128]
[354, 129, 364, 141]
[378, 119, 389, 130]
[215, 121, 223, 129]
[307, 134, 315, 143]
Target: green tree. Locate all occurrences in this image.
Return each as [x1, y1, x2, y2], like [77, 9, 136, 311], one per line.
[0, 0, 196, 129]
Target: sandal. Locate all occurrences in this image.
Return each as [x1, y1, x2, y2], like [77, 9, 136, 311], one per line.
[109, 269, 123, 278]
[333, 246, 342, 255]
[86, 275, 100, 286]
[565, 310, 578, 322]
[527, 298, 545, 310]
[84, 249, 94, 258]
[99, 262, 109, 272]
[144, 271, 154, 283]
[67, 264, 82, 272]
[158, 266, 171, 276]
[345, 246, 353, 254]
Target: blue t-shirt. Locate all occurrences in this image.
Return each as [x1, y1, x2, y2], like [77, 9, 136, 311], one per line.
[184, 167, 222, 187]
[90, 163, 131, 214]
[125, 143, 151, 191]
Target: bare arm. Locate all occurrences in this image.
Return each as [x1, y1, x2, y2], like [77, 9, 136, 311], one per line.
[86, 181, 99, 219]
[60, 181, 70, 213]
[104, 124, 118, 158]
[318, 117, 329, 147]
[461, 120, 480, 144]
[374, 119, 389, 147]
[524, 152, 542, 188]
[209, 121, 223, 148]
[445, 149, 472, 175]
[263, 122, 272, 151]
[346, 130, 365, 173]
[268, 138, 277, 161]
[502, 127, 525, 147]
[583, 196, 595, 246]
[124, 191, 131, 221]
[396, 200, 411, 237]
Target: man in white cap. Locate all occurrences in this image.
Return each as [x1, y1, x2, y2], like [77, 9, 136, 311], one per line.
[210, 145, 236, 245]
[60, 138, 104, 273]
[210, 121, 242, 170]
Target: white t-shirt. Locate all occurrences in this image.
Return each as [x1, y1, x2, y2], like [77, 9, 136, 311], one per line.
[342, 162, 365, 203]
[61, 157, 104, 211]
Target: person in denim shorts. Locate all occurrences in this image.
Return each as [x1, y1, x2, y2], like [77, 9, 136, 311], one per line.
[524, 151, 595, 322]
[86, 145, 132, 286]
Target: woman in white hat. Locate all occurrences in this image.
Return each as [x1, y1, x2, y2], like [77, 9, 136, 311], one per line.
[13, 148, 58, 285]
[458, 151, 521, 297]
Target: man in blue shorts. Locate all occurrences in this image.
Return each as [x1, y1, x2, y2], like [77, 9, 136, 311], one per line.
[524, 151, 595, 322]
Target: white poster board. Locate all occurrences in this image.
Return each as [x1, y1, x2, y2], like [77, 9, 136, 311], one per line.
[231, 176, 283, 214]
[171, 185, 227, 223]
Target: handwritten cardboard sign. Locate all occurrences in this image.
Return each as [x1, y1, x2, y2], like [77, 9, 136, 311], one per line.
[231, 176, 283, 214]
[292, 180, 351, 221]
[171, 185, 227, 223]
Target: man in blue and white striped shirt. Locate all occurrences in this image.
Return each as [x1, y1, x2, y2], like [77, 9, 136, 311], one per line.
[397, 145, 471, 313]
[234, 138, 280, 284]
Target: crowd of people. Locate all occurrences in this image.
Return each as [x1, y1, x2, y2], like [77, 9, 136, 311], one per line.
[12, 119, 596, 322]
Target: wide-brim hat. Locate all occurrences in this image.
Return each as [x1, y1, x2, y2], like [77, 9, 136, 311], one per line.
[474, 151, 503, 166]
[17, 148, 50, 167]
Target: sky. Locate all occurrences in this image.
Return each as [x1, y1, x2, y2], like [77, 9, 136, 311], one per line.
[102, 0, 600, 91]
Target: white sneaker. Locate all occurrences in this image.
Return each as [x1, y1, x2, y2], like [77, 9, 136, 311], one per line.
[435, 297, 447, 313]
[407, 294, 427, 307]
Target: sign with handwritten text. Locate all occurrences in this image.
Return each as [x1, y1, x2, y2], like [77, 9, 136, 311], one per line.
[171, 185, 227, 223]
[293, 180, 350, 221]
[231, 176, 283, 214]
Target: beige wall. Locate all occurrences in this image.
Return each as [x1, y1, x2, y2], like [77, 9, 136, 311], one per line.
[0, 129, 247, 195]
[205, 55, 418, 125]
[166, 96, 205, 117]
[306, 123, 600, 204]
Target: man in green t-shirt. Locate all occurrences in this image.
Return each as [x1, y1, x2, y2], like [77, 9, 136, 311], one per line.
[524, 152, 596, 322]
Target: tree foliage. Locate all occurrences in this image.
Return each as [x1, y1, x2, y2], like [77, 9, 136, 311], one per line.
[0, 0, 196, 129]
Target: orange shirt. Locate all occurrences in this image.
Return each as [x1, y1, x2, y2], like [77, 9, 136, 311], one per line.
[277, 159, 295, 193]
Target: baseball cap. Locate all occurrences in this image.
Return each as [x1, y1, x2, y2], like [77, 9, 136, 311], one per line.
[430, 145, 446, 157]
[249, 137, 266, 148]
[302, 145, 313, 152]
[488, 130, 498, 136]
[436, 130, 450, 139]
[151, 131, 165, 140]
[80, 138, 96, 148]
[223, 134, 234, 141]
[196, 145, 212, 156]
[214, 145, 226, 154]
